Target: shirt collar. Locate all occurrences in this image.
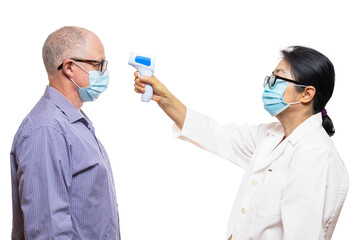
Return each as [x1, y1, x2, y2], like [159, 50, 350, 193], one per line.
[287, 113, 322, 145]
[266, 113, 323, 145]
[43, 86, 85, 124]
[266, 122, 284, 137]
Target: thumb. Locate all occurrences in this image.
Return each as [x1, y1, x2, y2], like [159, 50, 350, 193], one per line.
[140, 75, 156, 86]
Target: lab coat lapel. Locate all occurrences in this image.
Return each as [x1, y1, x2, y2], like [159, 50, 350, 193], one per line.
[251, 114, 323, 173]
[252, 129, 286, 173]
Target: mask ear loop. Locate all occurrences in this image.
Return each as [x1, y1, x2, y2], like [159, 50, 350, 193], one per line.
[287, 101, 301, 105]
[72, 60, 89, 74]
[69, 60, 90, 89]
[69, 77, 81, 89]
[284, 84, 307, 105]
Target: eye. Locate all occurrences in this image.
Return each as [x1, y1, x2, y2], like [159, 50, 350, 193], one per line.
[91, 63, 101, 70]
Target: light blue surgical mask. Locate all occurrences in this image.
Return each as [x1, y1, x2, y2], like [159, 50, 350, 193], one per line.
[262, 81, 301, 117]
[70, 62, 109, 102]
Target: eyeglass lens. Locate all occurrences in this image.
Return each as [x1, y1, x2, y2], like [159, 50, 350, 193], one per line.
[101, 61, 108, 74]
[264, 76, 276, 88]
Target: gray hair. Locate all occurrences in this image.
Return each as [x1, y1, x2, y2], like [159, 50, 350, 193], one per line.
[42, 26, 88, 77]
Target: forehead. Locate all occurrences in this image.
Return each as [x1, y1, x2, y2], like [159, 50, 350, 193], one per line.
[273, 59, 293, 79]
[84, 32, 105, 60]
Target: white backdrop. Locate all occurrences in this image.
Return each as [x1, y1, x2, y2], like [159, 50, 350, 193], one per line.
[1, 0, 353, 239]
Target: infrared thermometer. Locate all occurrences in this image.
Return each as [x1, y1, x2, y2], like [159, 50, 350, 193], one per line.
[128, 52, 155, 102]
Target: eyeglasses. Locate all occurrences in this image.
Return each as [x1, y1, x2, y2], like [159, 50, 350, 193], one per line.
[264, 72, 308, 88]
[57, 58, 108, 75]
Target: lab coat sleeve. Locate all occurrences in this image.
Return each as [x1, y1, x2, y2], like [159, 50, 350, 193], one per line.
[173, 108, 264, 169]
[280, 146, 347, 240]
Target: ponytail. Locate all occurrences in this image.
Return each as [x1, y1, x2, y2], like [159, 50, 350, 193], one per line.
[321, 109, 335, 137]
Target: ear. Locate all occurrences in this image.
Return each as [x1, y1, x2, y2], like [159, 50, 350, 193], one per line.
[301, 86, 316, 103]
[61, 59, 75, 78]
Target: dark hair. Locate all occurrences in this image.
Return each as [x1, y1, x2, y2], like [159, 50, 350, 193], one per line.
[281, 46, 335, 136]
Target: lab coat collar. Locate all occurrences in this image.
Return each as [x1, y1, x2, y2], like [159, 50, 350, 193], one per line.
[265, 123, 284, 136]
[253, 131, 286, 173]
[287, 113, 323, 146]
[253, 113, 322, 173]
[265, 113, 323, 143]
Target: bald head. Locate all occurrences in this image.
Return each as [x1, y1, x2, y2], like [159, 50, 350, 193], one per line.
[42, 26, 92, 78]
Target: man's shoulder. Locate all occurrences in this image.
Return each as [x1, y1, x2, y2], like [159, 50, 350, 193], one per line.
[15, 95, 70, 139]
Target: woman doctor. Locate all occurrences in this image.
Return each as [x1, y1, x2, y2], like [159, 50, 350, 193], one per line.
[134, 46, 349, 240]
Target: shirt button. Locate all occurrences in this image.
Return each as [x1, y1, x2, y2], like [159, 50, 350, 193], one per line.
[241, 208, 246, 214]
[251, 179, 258, 186]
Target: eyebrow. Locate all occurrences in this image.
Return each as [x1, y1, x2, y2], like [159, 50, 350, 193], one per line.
[273, 69, 287, 75]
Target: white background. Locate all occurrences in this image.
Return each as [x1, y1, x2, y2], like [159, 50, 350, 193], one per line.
[1, 0, 353, 239]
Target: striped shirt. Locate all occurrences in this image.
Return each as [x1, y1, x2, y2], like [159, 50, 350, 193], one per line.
[10, 86, 120, 239]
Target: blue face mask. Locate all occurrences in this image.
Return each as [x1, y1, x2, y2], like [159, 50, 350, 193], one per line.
[70, 62, 109, 102]
[262, 81, 300, 117]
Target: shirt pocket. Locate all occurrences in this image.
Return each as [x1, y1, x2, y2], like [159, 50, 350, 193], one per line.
[254, 170, 287, 218]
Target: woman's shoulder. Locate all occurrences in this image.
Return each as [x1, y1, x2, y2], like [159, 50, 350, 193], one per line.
[293, 127, 343, 166]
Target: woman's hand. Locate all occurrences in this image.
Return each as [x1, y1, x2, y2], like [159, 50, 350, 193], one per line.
[134, 71, 170, 104]
[133, 71, 187, 130]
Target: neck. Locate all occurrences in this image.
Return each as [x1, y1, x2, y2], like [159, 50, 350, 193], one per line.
[276, 109, 313, 137]
[49, 78, 83, 110]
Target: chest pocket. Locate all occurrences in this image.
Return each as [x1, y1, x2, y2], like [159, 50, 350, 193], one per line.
[254, 170, 287, 218]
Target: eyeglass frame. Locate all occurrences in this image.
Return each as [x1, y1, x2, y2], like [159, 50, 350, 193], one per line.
[264, 72, 308, 88]
[57, 58, 108, 75]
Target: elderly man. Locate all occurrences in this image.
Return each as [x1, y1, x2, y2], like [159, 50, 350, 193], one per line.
[10, 26, 120, 239]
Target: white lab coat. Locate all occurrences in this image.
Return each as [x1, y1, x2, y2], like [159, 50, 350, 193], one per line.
[174, 108, 349, 240]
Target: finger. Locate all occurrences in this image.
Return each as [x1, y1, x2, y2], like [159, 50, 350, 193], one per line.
[134, 71, 139, 78]
[134, 83, 145, 93]
[134, 88, 144, 94]
[137, 82, 145, 88]
[134, 87, 143, 94]
[139, 75, 155, 85]
[135, 78, 145, 87]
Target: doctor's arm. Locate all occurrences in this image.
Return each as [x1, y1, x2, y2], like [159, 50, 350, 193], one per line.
[134, 72, 186, 130]
[134, 73, 259, 167]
